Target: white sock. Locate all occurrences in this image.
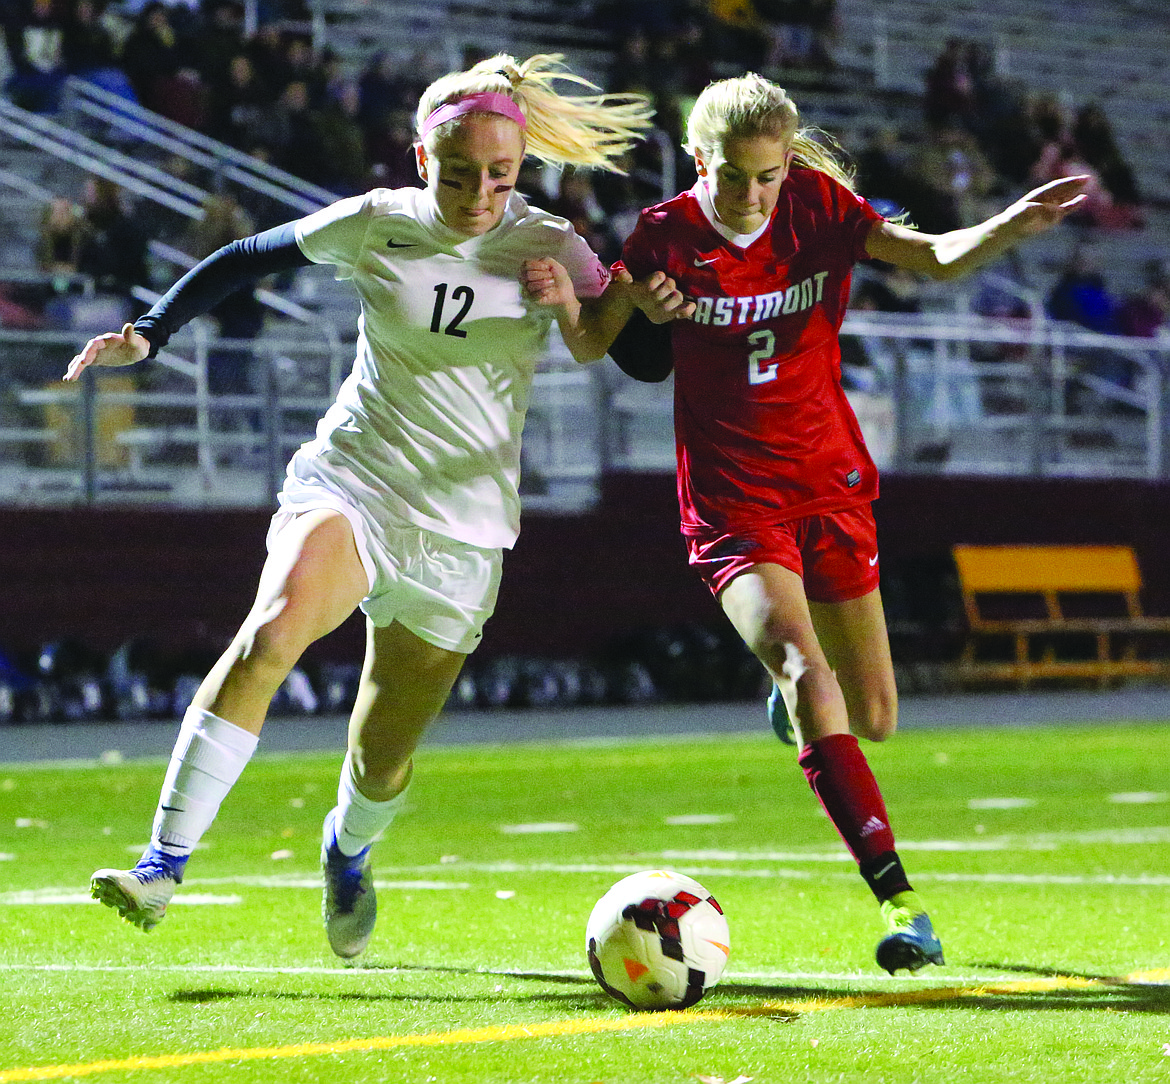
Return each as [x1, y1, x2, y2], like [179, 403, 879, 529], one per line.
[151, 708, 259, 856]
[330, 754, 410, 857]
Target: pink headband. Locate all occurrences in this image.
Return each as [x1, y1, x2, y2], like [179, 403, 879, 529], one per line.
[419, 92, 527, 139]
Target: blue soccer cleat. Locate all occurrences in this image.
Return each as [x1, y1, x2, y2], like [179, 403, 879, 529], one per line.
[876, 891, 945, 974]
[767, 680, 796, 745]
[91, 846, 188, 932]
[321, 809, 376, 959]
[766, 642, 806, 746]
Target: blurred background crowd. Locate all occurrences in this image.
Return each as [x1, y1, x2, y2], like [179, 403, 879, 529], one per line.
[0, 0, 1163, 332]
[0, 0, 1167, 723]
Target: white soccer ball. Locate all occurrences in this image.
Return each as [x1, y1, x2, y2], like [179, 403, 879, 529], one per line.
[585, 869, 730, 1010]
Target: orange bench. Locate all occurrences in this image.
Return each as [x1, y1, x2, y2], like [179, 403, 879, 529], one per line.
[952, 544, 1170, 687]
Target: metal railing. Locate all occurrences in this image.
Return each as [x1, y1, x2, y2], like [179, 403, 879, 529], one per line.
[2, 313, 1166, 511]
[59, 77, 337, 221]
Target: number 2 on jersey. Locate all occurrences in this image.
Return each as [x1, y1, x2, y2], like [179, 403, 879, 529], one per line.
[430, 283, 474, 338]
[747, 329, 778, 385]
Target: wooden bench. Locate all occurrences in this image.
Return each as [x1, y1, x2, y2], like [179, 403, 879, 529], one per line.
[952, 544, 1170, 687]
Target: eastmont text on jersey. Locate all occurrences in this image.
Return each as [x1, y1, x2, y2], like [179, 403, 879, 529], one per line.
[690, 272, 830, 327]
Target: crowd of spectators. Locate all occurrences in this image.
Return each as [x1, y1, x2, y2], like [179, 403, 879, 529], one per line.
[0, 0, 1163, 343]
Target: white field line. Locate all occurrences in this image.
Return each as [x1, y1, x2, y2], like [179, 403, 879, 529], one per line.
[10, 863, 1170, 905]
[381, 862, 1170, 888]
[661, 824, 1170, 861]
[7, 824, 1170, 906]
[0, 892, 242, 906]
[0, 879, 470, 905]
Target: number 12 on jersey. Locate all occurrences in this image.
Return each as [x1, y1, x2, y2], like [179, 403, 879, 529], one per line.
[430, 283, 474, 338]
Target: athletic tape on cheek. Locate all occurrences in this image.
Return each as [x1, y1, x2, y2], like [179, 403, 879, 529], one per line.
[419, 92, 527, 138]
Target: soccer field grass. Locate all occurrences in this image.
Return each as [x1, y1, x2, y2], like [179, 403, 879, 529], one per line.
[3, 719, 1170, 1083]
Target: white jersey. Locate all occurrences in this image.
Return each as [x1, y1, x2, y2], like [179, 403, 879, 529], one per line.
[290, 186, 609, 549]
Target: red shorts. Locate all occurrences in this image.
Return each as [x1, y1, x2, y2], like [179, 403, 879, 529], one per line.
[687, 505, 880, 603]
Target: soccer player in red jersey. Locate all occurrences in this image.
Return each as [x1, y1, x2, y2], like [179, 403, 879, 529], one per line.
[525, 72, 1087, 973]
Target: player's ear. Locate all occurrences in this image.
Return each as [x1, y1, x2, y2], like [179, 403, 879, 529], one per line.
[414, 142, 428, 182]
[693, 150, 708, 178]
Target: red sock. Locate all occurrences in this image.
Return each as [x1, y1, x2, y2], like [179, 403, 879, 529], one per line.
[798, 733, 898, 863]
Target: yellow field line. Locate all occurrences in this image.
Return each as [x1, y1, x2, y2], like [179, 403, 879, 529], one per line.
[2, 970, 1163, 1082]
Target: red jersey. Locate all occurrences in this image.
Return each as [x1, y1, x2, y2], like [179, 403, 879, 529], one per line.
[618, 168, 884, 536]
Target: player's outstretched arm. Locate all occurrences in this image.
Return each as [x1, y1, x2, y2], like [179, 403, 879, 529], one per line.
[64, 323, 150, 382]
[865, 175, 1091, 281]
[62, 222, 312, 383]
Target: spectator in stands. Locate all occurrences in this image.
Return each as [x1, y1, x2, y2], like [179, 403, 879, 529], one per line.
[1071, 102, 1143, 218]
[854, 127, 919, 220]
[907, 123, 996, 232]
[364, 107, 419, 190]
[593, 0, 684, 39]
[190, 0, 245, 91]
[73, 53, 661, 963]
[923, 37, 977, 132]
[120, 1, 205, 125]
[852, 263, 923, 315]
[206, 51, 277, 154]
[36, 195, 87, 283]
[1030, 136, 1134, 231]
[28, 193, 87, 329]
[1046, 243, 1129, 401]
[705, 0, 770, 70]
[243, 19, 287, 96]
[754, 0, 838, 72]
[76, 176, 149, 308]
[3, 0, 67, 112]
[312, 79, 371, 195]
[181, 189, 264, 432]
[270, 79, 328, 183]
[355, 50, 412, 134]
[61, 0, 130, 98]
[972, 77, 1043, 187]
[1046, 244, 1117, 333]
[960, 41, 1036, 183]
[280, 34, 324, 105]
[1117, 258, 1169, 339]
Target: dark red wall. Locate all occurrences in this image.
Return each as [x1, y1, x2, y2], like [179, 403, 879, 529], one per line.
[2, 474, 1167, 663]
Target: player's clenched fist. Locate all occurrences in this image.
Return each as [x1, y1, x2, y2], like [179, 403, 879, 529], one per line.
[63, 323, 150, 382]
[519, 257, 579, 312]
[614, 268, 695, 324]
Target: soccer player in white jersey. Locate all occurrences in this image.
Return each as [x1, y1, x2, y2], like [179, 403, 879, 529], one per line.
[69, 53, 666, 958]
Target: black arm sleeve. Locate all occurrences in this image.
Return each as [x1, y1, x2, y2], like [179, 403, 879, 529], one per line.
[606, 308, 674, 383]
[132, 221, 312, 358]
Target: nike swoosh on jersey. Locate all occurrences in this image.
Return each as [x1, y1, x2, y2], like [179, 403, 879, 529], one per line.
[868, 555, 879, 566]
[386, 239, 415, 248]
[693, 256, 720, 266]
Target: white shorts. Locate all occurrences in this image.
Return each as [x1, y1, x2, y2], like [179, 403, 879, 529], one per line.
[268, 475, 503, 655]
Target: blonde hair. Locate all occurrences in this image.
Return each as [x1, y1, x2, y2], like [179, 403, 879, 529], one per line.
[416, 53, 654, 174]
[684, 72, 858, 195]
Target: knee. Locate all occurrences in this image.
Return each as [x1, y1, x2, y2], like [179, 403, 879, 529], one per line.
[851, 688, 898, 742]
[235, 604, 311, 677]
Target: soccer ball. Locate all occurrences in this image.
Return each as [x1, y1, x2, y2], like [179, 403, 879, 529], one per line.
[585, 869, 730, 1010]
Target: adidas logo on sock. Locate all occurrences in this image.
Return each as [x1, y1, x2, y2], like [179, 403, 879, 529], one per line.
[860, 815, 888, 838]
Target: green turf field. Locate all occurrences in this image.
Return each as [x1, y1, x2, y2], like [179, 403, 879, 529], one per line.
[3, 719, 1170, 1083]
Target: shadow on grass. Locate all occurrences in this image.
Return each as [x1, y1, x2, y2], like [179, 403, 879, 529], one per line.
[167, 961, 1170, 1016]
[710, 964, 1170, 1016]
[168, 987, 608, 1008]
[167, 966, 611, 1010]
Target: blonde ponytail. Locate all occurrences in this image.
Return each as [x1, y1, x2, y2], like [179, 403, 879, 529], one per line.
[417, 53, 655, 174]
[684, 72, 858, 195]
